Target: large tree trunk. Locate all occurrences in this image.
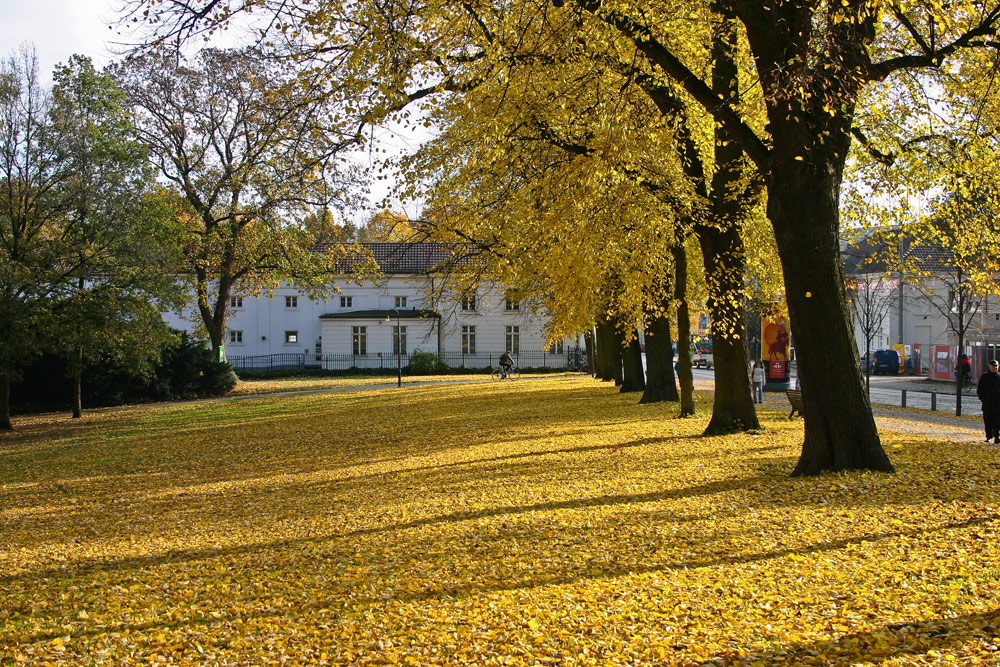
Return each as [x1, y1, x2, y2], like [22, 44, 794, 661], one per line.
[695, 8, 760, 434]
[672, 243, 696, 417]
[595, 319, 616, 381]
[640, 308, 679, 404]
[722, 2, 892, 474]
[584, 329, 595, 376]
[695, 221, 759, 433]
[768, 160, 893, 475]
[612, 325, 625, 386]
[195, 270, 229, 354]
[71, 367, 82, 419]
[620, 333, 645, 392]
[0, 371, 11, 431]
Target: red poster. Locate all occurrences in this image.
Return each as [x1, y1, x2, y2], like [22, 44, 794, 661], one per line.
[762, 319, 791, 381]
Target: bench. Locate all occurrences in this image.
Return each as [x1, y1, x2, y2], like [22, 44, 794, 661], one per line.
[786, 389, 803, 418]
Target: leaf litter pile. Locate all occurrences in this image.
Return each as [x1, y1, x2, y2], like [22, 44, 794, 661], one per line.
[2, 377, 999, 666]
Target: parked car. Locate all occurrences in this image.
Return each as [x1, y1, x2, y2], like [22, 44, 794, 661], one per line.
[865, 349, 900, 375]
[693, 346, 714, 369]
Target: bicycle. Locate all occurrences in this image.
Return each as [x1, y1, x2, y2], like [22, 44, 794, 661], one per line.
[491, 366, 520, 381]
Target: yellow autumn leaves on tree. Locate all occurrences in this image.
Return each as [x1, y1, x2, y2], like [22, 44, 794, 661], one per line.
[3, 377, 1000, 665]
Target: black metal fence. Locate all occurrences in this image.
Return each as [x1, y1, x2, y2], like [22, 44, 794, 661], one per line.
[229, 349, 587, 374]
[228, 353, 307, 373]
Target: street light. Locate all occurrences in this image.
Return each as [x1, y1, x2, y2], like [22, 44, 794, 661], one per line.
[386, 309, 402, 387]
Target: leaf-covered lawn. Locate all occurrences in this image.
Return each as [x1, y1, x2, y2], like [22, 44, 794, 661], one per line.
[2, 377, 999, 666]
[229, 373, 577, 396]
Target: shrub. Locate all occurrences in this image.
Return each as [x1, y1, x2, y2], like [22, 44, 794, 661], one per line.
[10, 331, 236, 414]
[406, 349, 447, 375]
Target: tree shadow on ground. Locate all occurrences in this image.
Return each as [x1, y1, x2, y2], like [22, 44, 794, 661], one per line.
[715, 608, 1000, 665]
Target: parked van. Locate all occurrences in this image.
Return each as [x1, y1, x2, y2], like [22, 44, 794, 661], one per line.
[872, 349, 900, 375]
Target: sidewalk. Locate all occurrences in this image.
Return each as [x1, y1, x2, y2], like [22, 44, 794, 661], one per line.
[870, 406, 985, 441]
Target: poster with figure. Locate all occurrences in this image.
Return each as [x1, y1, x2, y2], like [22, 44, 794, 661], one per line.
[934, 346, 951, 379]
[762, 319, 791, 382]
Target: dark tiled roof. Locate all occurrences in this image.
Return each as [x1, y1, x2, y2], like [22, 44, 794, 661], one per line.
[330, 242, 475, 274]
[319, 309, 440, 320]
[842, 228, 955, 275]
[906, 244, 955, 273]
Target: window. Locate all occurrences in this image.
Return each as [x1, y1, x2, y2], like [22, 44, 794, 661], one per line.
[352, 326, 367, 355]
[505, 296, 520, 311]
[462, 326, 476, 354]
[395, 295, 407, 308]
[341, 295, 353, 308]
[393, 326, 407, 355]
[230, 296, 243, 308]
[460, 291, 477, 311]
[229, 330, 243, 344]
[284, 330, 298, 344]
[549, 340, 564, 355]
[505, 326, 520, 354]
[285, 295, 298, 308]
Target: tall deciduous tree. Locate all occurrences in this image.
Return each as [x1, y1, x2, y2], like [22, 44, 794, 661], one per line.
[47, 56, 185, 419]
[112, 48, 361, 353]
[0, 47, 60, 429]
[0, 49, 185, 428]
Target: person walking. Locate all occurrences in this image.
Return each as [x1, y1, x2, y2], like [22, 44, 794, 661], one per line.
[976, 359, 1000, 443]
[752, 360, 765, 404]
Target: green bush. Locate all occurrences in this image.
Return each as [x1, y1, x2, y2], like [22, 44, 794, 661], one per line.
[406, 349, 448, 375]
[11, 331, 236, 414]
[157, 333, 238, 398]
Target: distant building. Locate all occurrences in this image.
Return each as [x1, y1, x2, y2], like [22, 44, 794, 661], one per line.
[843, 232, 1000, 375]
[164, 242, 579, 371]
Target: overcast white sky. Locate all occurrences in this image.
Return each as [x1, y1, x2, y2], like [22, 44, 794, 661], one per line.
[0, 0, 122, 78]
[0, 0, 426, 218]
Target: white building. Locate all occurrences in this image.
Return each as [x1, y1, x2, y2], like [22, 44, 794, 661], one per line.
[844, 236, 1000, 376]
[164, 243, 579, 371]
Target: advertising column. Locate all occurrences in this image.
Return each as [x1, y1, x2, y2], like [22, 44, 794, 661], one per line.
[762, 318, 791, 388]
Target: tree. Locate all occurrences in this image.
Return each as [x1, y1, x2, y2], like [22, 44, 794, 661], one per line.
[46, 56, 185, 419]
[302, 207, 359, 245]
[571, 0, 1000, 472]
[0, 47, 59, 429]
[358, 210, 418, 242]
[121, 0, 1000, 474]
[846, 51, 1000, 414]
[111, 48, 361, 353]
[848, 273, 897, 393]
[0, 49, 184, 428]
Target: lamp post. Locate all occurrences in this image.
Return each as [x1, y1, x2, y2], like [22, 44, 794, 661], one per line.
[386, 309, 402, 387]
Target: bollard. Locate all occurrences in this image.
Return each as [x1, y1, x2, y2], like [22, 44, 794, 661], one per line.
[901, 389, 907, 408]
[931, 392, 937, 411]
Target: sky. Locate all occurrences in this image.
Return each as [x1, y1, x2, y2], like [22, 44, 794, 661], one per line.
[0, 0, 122, 78]
[0, 0, 425, 218]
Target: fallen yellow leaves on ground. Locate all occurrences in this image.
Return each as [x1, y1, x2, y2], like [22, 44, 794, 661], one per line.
[229, 373, 578, 396]
[2, 377, 999, 666]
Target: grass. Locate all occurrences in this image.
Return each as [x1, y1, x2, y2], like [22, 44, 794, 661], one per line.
[2, 377, 999, 665]
[229, 372, 581, 396]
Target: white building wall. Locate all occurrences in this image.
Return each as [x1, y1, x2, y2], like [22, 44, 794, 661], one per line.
[162, 275, 575, 365]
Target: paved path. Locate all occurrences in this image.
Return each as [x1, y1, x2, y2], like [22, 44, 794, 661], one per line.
[870, 406, 986, 441]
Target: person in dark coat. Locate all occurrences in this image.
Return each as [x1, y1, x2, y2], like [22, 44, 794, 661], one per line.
[976, 359, 1000, 443]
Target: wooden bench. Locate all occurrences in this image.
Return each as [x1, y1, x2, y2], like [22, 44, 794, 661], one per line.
[786, 389, 803, 418]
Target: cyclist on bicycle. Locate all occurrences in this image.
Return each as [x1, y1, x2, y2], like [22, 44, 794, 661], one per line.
[499, 350, 514, 378]
[958, 354, 973, 388]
